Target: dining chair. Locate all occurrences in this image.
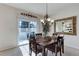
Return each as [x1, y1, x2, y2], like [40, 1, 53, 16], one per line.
[55, 36, 64, 56]
[53, 32, 64, 53]
[29, 33, 43, 56]
[47, 33, 64, 56]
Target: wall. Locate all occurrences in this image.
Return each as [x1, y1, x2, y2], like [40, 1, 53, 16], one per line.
[50, 5, 79, 49]
[0, 4, 18, 51]
[0, 4, 41, 51]
[17, 15, 41, 33]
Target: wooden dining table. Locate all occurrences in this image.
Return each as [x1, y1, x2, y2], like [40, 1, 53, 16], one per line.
[36, 36, 57, 56]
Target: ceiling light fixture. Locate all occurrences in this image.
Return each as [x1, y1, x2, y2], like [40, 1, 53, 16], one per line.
[40, 3, 54, 36]
[40, 3, 54, 24]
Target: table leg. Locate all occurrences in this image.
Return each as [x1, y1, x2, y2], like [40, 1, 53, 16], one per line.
[35, 44, 37, 56]
[29, 43, 32, 56]
[62, 39, 64, 53]
[42, 47, 46, 56]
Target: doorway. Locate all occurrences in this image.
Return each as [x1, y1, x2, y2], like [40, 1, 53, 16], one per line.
[17, 18, 37, 45]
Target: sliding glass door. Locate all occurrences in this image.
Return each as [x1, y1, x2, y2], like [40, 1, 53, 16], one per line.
[17, 18, 37, 45]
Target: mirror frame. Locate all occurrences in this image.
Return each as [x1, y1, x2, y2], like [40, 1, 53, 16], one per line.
[54, 16, 77, 35]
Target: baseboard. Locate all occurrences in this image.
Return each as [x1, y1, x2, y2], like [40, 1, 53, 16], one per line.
[0, 43, 28, 52]
[64, 45, 79, 50]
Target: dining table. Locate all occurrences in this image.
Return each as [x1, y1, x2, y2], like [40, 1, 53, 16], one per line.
[36, 36, 57, 56]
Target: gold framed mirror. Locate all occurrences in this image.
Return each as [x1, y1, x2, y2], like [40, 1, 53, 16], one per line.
[54, 16, 77, 35]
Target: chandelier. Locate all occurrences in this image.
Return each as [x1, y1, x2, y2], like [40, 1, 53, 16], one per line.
[40, 3, 54, 36]
[40, 3, 54, 24]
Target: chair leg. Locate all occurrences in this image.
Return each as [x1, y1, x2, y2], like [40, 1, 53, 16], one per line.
[35, 44, 37, 56]
[29, 42, 32, 56]
[52, 51, 53, 54]
[29, 49, 32, 56]
[60, 48, 62, 56]
[60, 43, 62, 56]
[55, 45, 57, 56]
[55, 52, 57, 56]
[35, 53, 37, 56]
[45, 48, 48, 56]
[62, 45, 64, 53]
[62, 41, 64, 53]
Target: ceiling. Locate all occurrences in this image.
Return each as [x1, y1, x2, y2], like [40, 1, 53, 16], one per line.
[4, 3, 79, 17]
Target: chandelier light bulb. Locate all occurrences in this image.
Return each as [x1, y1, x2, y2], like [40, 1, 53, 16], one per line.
[47, 18, 51, 21]
[40, 19, 44, 23]
[51, 20, 54, 23]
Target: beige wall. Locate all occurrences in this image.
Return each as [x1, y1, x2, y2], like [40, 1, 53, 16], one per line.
[0, 4, 41, 51]
[0, 4, 18, 51]
[50, 5, 79, 49]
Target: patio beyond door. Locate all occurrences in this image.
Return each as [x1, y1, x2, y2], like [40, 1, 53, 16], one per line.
[18, 19, 37, 45]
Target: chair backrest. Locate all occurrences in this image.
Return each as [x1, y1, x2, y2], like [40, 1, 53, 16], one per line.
[35, 33, 42, 40]
[57, 36, 64, 43]
[53, 32, 64, 47]
[29, 34, 36, 51]
[30, 32, 35, 39]
[29, 32, 36, 50]
[53, 32, 64, 36]
[36, 33, 42, 36]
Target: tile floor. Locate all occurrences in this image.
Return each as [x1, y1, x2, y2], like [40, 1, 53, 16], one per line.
[0, 44, 79, 56]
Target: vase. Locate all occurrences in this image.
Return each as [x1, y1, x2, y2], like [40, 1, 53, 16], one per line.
[43, 32, 48, 37]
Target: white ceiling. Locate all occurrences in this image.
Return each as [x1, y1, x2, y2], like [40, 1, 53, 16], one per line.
[4, 3, 79, 17]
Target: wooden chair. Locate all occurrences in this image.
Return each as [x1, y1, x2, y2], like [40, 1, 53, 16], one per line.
[29, 33, 43, 56]
[55, 36, 64, 56]
[47, 33, 64, 56]
[53, 32, 64, 53]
